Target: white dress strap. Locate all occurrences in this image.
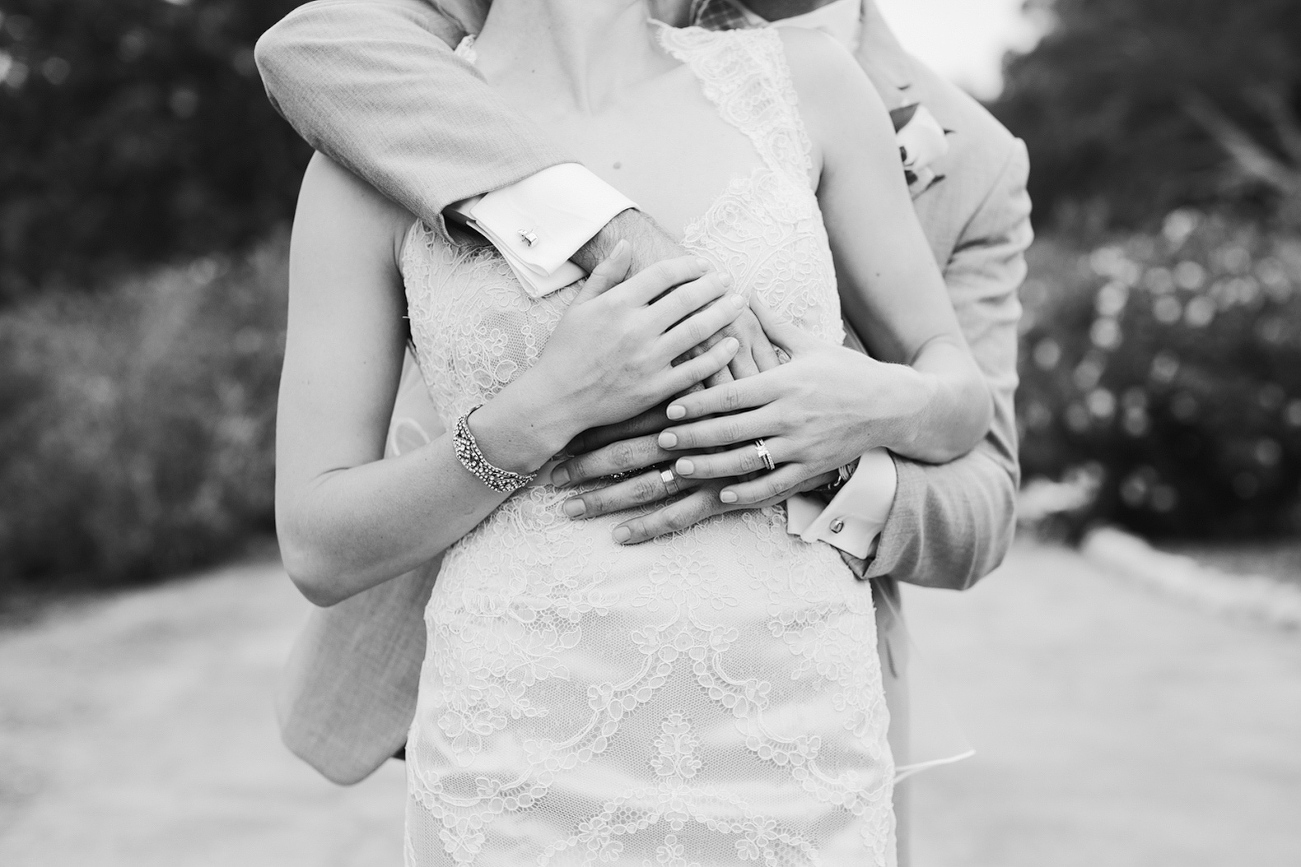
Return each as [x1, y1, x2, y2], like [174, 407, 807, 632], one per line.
[655, 24, 816, 188]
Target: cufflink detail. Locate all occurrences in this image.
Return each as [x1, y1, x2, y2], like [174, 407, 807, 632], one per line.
[830, 519, 845, 534]
[519, 228, 539, 247]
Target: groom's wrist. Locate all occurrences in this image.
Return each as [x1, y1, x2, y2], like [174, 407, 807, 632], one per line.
[573, 209, 683, 276]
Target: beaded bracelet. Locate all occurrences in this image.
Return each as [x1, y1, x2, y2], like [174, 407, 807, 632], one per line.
[453, 405, 536, 495]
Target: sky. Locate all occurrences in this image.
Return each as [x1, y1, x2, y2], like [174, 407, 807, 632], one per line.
[875, 0, 1045, 98]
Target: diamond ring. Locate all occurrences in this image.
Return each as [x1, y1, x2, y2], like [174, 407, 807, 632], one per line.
[753, 439, 776, 472]
[660, 467, 681, 495]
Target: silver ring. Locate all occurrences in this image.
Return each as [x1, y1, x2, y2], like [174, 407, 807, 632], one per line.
[774, 347, 791, 365]
[753, 439, 776, 472]
[660, 467, 680, 495]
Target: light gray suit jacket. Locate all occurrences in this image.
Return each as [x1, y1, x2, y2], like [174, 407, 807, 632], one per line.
[255, 0, 1031, 787]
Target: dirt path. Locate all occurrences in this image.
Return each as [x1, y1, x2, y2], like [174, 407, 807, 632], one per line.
[904, 541, 1301, 867]
[0, 539, 1297, 866]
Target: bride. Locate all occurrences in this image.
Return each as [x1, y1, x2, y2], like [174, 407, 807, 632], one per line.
[275, 1, 992, 863]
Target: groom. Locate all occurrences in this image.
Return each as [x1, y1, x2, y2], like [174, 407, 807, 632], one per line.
[256, 0, 1030, 858]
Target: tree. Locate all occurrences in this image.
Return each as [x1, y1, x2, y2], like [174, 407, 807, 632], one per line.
[0, 0, 310, 303]
[993, 0, 1301, 230]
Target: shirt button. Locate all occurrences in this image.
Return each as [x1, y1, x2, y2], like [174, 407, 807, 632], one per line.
[830, 519, 845, 534]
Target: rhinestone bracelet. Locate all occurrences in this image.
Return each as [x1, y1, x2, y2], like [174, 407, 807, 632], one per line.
[453, 405, 536, 495]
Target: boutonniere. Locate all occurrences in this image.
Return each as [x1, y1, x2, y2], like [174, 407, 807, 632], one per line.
[889, 103, 951, 196]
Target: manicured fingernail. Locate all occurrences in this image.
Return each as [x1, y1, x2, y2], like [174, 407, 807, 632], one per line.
[724, 338, 739, 351]
[666, 404, 686, 420]
[612, 526, 631, 543]
[720, 490, 738, 504]
[659, 432, 678, 448]
[676, 458, 695, 475]
[719, 272, 733, 286]
[562, 499, 586, 518]
[550, 466, 571, 486]
[727, 293, 745, 308]
[696, 257, 711, 270]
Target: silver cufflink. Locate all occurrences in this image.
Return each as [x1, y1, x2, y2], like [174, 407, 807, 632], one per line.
[519, 229, 539, 247]
[830, 519, 845, 534]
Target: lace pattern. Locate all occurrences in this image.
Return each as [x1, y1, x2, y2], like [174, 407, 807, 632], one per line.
[401, 26, 892, 866]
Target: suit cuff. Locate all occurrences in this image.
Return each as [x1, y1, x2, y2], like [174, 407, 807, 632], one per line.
[785, 448, 897, 559]
[450, 163, 636, 297]
[862, 454, 927, 579]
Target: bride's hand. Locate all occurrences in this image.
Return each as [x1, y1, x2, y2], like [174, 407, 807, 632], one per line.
[653, 301, 923, 504]
[479, 244, 747, 470]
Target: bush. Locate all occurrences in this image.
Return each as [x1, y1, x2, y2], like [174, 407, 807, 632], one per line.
[0, 237, 288, 596]
[1018, 213, 1301, 538]
[0, 0, 310, 305]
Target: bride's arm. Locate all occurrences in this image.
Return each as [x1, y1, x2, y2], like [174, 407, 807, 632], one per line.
[275, 153, 525, 606]
[276, 154, 742, 606]
[786, 28, 994, 462]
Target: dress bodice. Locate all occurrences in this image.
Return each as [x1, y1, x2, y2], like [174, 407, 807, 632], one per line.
[399, 26, 893, 867]
[401, 25, 843, 432]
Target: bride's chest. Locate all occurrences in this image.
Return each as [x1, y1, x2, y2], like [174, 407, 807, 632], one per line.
[402, 172, 843, 407]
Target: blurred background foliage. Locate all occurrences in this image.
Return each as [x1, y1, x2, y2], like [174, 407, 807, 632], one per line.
[993, 0, 1301, 231]
[0, 240, 286, 594]
[1017, 215, 1301, 538]
[0, 0, 309, 304]
[0, 0, 1298, 602]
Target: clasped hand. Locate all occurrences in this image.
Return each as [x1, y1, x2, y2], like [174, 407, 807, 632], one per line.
[515, 244, 747, 437]
[552, 302, 915, 544]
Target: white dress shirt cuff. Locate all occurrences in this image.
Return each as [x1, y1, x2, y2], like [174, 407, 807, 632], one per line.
[450, 164, 637, 297]
[785, 448, 898, 560]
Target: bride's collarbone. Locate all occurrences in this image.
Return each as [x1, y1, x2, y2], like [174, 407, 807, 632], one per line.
[533, 102, 769, 237]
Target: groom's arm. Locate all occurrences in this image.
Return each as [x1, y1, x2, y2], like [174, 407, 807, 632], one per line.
[255, 0, 767, 368]
[864, 140, 1032, 591]
[255, 0, 570, 222]
[255, 0, 682, 281]
[552, 143, 1031, 587]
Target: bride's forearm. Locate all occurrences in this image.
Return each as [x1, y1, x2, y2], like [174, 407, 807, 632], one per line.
[278, 382, 576, 607]
[278, 433, 504, 607]
[877, 338, 994, 464]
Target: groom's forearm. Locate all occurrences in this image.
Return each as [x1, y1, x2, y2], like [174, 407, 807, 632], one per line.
[256, 3, 694, 291]
[865, 443, 1018, 590]
[867, 141, 1032, 591]
[255, 0, 572, 222]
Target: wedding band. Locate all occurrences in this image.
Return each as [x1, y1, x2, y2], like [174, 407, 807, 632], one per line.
[660, 468, 680, 495]
[753, 439, 776, 472]
[774, 347, 791, 365]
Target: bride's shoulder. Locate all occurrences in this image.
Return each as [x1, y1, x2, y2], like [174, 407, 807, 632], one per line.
[774, 28, 893, 153]
[774, 27, 871, 106]
[295, 152, 417, 269]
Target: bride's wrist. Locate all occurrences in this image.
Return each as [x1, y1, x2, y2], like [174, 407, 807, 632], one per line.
[470, 380, 578, 474]
[847, 355, 931, 455]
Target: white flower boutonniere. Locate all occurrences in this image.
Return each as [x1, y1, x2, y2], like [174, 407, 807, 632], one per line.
[889, 103, 950, 197]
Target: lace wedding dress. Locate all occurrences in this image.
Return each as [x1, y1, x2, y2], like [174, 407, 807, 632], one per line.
[400, 24, 895, 867]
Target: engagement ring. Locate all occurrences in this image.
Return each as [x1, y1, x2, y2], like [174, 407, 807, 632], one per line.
[753, 439, 776, 472]
[660, 467, 681, 495]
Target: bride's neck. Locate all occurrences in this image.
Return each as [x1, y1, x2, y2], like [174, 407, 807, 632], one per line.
[474, 0, 666, 113]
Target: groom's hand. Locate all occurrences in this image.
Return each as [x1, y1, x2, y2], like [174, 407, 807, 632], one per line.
[553, 398, 839, 545]
[556, 465, 838, 544]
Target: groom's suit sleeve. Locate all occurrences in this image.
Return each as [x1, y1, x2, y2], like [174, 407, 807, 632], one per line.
[865, 139, 1032, 591]
[254, 0, 573, 222]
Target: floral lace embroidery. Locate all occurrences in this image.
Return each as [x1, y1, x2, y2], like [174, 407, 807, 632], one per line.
[401, 26, 892, 867]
